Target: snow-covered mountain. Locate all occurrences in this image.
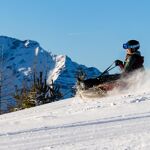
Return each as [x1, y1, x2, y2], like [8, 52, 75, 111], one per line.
[0, 36, 100, 106]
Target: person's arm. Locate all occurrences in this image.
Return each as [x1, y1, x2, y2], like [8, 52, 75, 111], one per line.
[124, 55, 136, 72]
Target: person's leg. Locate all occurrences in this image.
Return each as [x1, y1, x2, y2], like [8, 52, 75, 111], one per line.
[78, 74, 121, 90]
[98, 74, 121, 83]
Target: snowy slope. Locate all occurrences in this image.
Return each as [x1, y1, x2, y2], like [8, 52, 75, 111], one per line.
[1, 70, 150, 150]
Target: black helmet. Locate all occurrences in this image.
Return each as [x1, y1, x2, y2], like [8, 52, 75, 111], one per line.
[123, 40, 140, 50]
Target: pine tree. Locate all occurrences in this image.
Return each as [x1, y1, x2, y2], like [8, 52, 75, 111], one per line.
[13, 71, 63, 110]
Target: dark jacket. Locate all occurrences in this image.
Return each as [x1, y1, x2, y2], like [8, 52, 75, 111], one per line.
[123, 51, 144, 73]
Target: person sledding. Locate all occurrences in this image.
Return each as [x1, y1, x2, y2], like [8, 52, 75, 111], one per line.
[77, 40, 144, 90]
[115, 40, 144, 74]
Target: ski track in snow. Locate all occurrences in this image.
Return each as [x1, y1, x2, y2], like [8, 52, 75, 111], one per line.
[1, 92, 150, 149]
[1, 115, 150, 150]
[1, 111, 150, 137]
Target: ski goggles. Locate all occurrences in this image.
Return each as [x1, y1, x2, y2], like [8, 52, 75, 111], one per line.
[123, 43, 140, 49]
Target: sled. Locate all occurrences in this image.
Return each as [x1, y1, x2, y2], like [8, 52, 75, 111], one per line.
[76, 62, 126, 98]
[76, 78, 126, 98]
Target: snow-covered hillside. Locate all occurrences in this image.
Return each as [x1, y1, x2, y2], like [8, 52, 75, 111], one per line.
[0, 70, 150, 150]
[0, 36, 100, 109]
[0, 89, 150, 149]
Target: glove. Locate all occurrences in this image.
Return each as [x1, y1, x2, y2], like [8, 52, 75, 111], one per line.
[115, 60, 123, 66]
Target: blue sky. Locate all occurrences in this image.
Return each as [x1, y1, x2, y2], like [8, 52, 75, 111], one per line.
[0, 0, 150, 71]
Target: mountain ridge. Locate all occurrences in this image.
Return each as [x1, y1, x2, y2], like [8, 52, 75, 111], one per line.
[0, 35, 100, 109]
